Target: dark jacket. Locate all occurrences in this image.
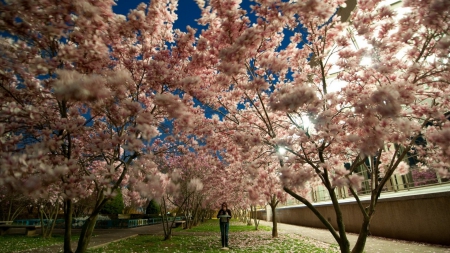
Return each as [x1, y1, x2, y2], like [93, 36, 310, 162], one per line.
[217, 209, 232, 223]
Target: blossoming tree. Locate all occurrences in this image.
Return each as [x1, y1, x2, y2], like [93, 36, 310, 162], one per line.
[188, 0, 450, 252]
[0, 0, 209, 252]
[247, 152, 287, 237]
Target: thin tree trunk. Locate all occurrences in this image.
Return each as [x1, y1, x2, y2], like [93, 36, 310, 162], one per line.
[351, 218, 371, 253]
[7, 200, 24, 222]
[192, 203, 200, 227]
[47, 201, 59, 238]
[199, 209, 205, 223]
[42, 205, 51, 239]
[328, 188, 351, 253]
[269, 195, 279, 238]
[160, 196, 173, 240]
[39, 205, 45, 238]
[40, 201, 60, 239]
[270, 204, 277, 237]
[63, 199, 73, 253]
[185, 197, 191, 229]
[250, 205, 259, 230]
[284, 187, 350, 253]
[160, 198, 169, 239]
[75, 211, 100, 253]
[348, 168, 385, 253]
[8, 200, 13, 221]
[75, 194, 109, 253]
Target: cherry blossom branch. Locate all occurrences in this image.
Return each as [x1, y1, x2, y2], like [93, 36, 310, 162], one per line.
[0, 82, 24, 106]
[414, 33, 436, 64]
[347, 156, 366, 175]
[237, 112, 271, 134]
[283, 186, 341, 242]
[241, 88, 274, 137]
[214, 99, 240, 124]
[257, 91, 276, 137]
[348, 186, 368, 219]
[280, 144, 325, 183]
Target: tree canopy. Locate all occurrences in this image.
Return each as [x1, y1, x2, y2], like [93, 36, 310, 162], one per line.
[0, 0, 449, 252]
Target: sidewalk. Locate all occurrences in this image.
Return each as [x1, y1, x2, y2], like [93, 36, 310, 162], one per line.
[258, 220, 450, 253]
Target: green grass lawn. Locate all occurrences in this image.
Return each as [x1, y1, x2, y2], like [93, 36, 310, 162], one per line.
[0, 220, 339, 253]
[176, 219, 272, 233]
[87, 219, 339, 253]
[0, 234, 79, 253]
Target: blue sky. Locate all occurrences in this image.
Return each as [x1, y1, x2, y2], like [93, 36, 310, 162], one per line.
[113, 0, 218, 118]
[111, 0, 299, 120]
[112, 0, 257, 34]
[113, 0, 203, 32]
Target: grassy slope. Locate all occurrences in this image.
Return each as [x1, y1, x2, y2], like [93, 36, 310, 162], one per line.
[87, 219, 338, 253]
[0, 234, 79, 253]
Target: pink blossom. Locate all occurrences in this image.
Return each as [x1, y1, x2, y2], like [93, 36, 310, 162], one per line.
[370, 88, 401, 118]
[437, 168, 448, 178]
[348, 174, 364, 190]
[270, 85, 319, 112]
[248, 187, 260, 202]
[394, 161, 410, 175]
[188, 178, 204, 192]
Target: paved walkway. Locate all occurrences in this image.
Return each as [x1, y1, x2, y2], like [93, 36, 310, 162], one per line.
[16, 221, 450, 252]
[259, 220, 450, 253]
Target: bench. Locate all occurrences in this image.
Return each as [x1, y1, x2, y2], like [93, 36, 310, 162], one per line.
[0, 225, 41, 236]
[172, 220, 186, 228]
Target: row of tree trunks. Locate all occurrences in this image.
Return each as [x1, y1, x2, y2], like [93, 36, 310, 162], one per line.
[38, 200, 60, 239]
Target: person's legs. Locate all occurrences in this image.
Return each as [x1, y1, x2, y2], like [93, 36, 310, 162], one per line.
[220, 222, 226, 247]
[224, 222, 229, 247]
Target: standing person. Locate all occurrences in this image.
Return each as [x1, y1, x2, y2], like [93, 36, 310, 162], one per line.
[217, 202, 232, 249]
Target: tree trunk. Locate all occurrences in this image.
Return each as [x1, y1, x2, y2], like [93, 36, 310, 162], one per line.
[200, 209, 205, 223]
[39, 202, 59, 239]
[160, 206, 169, 239]
[164, 233, 172, 240]
[283, 187, 350, 253]
[351, 218, 371, 253]
[39, 206, 45, 238]
[7, 200, 13, 221]
[251, 205, 259, 230]
[6, 199, 25, 223]
[328, 188, 351, 253]
[185, 197, 192, 229]
[75, 212, 99, 253]
[47, 201, 59, 238]
[160, 196, 176, 240]
[41, 201, 60, 239]
[270, 204, 277, 237]
[75, 194, 109, 253]
[192, 203, 200, 227]
[63, 199, 73, 253]
[247, 208, 252, 226]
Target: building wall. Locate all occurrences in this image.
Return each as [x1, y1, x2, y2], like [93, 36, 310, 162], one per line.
[257, 191, 450, 245]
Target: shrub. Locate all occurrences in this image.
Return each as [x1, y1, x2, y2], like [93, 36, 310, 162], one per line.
[101, 190, 124, 214]
[146, 199, 160, 215]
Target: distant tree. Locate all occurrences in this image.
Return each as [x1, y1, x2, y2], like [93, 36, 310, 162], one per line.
[0, 187, 30, 222]
[146, 199, 161, 215]
[36, 188, 62, 239]
[101, 190, 124, 215]
[73, 196, 96, 218]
